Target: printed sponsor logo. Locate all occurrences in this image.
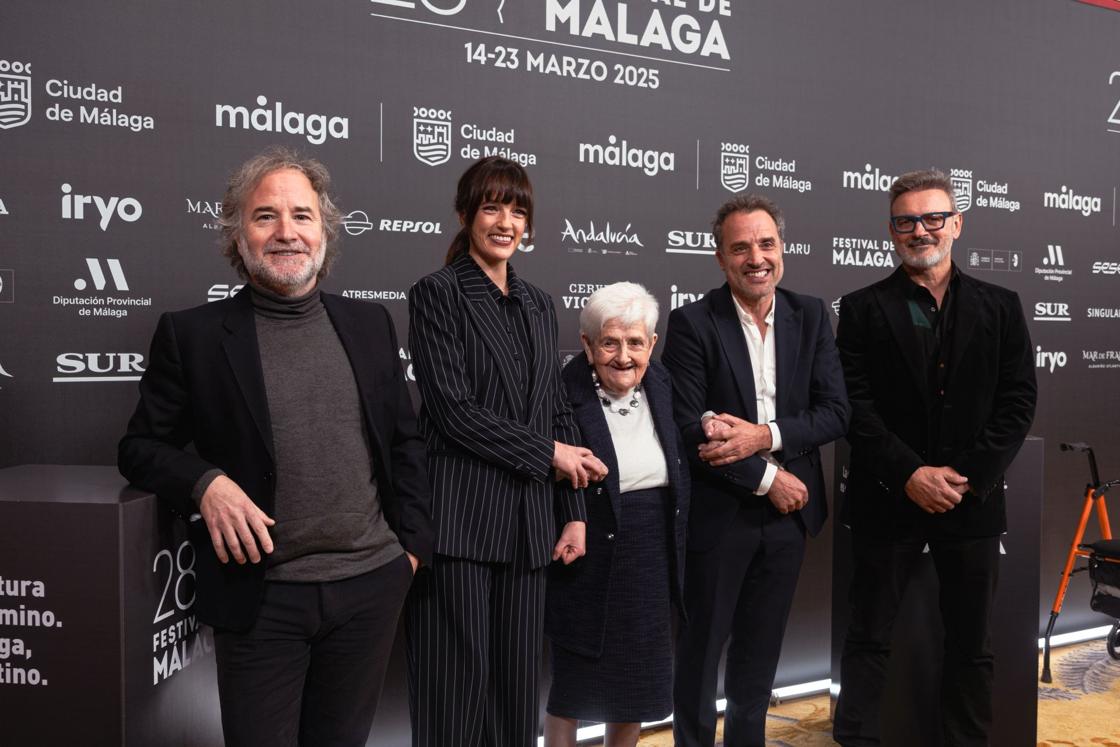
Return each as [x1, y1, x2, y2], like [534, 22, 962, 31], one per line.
[0, 360, 12, 388]
[578, 135, 675, 177]
[831, 236, 895, 268]
[953, 168, 1021, 212]
[341, 289, 408, 301]
[371, 1, 732, 62]
[545, 0, 731, 60]
[719, 142, 749, 193]
[560, 282, 608, 310]
[187, 198, 222, 231]
[0, 196, 8, 215]
[215, 95, 349, 145]
[342, 210, 374, 236]
[669, 284, 705, 310]
[1042, 185, 1102, 216]
[207, 283, 244, 303]
[1086, 306, 1120, 319]
[950, 169, 973, 212]
[1091, 260, 1120, 275]
[841, 163, 897, 192]
[1083, 348, 1120, 369]
[1033, 302, 1071, 322]
[378, 217, 444, 234]
[965, 248, 1022, 273]
[413, 106, 452, 166]
[0, 60, 32, 129]
[560, 218, 643, 256]
[54, 352, 146, 383]
[61, 183, 143, 230]
[0, 269, 13, 303]
[46, 75, 155, 132]
[831, 298, 841, 317]
[54, 258, 152, 318]
[1034, 244, 1072, 283]
[1034, 346, 1067, 373]
[413, 106, 538, 168]
[665, 229, 716, 255]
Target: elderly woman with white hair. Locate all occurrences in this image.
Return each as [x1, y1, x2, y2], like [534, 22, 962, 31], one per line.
[544, 282, 690, 747]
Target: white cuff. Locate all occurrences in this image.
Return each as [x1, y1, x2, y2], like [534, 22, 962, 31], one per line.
[755, 461, 779, 496]
[767, 421, 783, 452]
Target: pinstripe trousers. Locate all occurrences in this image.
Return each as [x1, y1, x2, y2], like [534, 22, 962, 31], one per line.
[406, 545, 546, 747]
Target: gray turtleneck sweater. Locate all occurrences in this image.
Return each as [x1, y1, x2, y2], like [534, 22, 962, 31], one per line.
[243, 284, 403, 581]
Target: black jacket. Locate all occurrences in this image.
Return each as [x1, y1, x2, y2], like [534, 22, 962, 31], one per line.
[662, 284, 850, 549]
[836, 266, 1037, 538]
[118, 289, 433, 630]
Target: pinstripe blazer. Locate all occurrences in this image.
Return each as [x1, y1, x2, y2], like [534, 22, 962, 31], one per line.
[408, 252, 586, 569]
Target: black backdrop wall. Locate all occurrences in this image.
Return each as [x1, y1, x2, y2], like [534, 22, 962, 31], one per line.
[2, 0, 1118, 685]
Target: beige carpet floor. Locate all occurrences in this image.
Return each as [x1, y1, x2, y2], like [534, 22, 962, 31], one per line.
[595, 639, 1120, 746]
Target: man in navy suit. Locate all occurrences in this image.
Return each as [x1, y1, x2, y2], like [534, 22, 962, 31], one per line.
[664, 194, 849, 747]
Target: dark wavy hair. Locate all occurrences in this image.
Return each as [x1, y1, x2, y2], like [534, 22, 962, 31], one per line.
[218, 146, 342, 281]
[445, 156, 534, 265]
[712, 193, 786, 251]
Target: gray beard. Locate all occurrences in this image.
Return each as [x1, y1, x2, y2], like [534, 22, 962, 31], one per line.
[898, 243, 950, 269]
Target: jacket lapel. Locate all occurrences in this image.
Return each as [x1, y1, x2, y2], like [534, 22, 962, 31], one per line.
[221, 290, 274, 460]
[322, 294, 387, 460]
[517, 280, 550, 427]
[772, 292, 802, 418]
[710, 284, 758, 422]
[566, 358, 622, 522]
[945, 271, 981, 387]
[873, 273, 929, 403]
[453, 254, 522, 419]
[643, 363, 681, 490]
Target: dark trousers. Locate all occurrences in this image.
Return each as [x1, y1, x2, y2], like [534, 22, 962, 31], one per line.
[212, 553, 414, 747]
[672, 502, 806, 747]
[406, 551, 546, 747]
[833, 534, 1000, 747]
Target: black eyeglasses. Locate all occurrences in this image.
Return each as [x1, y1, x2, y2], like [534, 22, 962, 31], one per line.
[890, 211, 957, 233]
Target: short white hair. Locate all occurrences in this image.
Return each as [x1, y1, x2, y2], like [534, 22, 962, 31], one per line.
[579, 282, 659, 341]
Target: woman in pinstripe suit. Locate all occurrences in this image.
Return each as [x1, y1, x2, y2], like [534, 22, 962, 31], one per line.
[406, 156, 608, 747]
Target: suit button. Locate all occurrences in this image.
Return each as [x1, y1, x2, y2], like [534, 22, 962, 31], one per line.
[595, 487, 603, 495]
[606, 533, 615, 540]
[675, 508, 681, 516]
[677, 458, 682, 465]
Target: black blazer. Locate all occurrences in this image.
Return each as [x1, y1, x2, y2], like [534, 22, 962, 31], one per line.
[408, 253, 585, 569]
[836, 266, 1037, 538]
[545, 357, 689, 658]
[118, 289, 433, 630]
[662, 284, 850, 550]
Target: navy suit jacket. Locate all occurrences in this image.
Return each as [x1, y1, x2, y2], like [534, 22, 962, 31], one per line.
[837, 266, 1036, 538]
[408, 252, 586, 569]
[118, 288, 433, 631]
[662, 284, 850, 550]
[545, 357, 689, 657]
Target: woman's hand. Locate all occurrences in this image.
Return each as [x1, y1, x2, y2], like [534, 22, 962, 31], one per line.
[552, 520, 586, 565]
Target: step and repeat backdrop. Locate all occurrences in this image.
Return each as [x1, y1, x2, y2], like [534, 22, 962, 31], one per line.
[2, 0, 1119, 695]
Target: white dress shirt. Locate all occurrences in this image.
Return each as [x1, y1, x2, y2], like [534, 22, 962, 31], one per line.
[704, 294, 783, 495]
[601, 387, 669, 493]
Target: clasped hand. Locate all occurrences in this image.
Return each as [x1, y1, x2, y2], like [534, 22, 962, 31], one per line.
[697, 413, 772, 467]
[553, 441, 609, 489]
[905, 465, 970, 514]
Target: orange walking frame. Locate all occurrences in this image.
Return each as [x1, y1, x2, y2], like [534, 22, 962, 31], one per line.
[1040, 442, 1120, 682]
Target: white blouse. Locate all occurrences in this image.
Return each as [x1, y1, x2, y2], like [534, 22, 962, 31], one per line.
[600, 387, 669, 493]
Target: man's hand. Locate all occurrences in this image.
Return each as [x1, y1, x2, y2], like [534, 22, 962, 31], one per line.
[767, 469, 809, 514]
[553, 442, 608, 488]
[552, 521, 586, 565]
[199, 475, 276, 564]
[406, 552, 419, 574]
[697, 413, 773, 467]
[905, 466, 969, 514]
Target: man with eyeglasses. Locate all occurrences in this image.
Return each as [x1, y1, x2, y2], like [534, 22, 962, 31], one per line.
[832, 169, 1036, 746]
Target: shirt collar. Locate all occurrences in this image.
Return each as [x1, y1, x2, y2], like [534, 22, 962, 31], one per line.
[731, 292, 775, 328]
[463, 253, 526, 305]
